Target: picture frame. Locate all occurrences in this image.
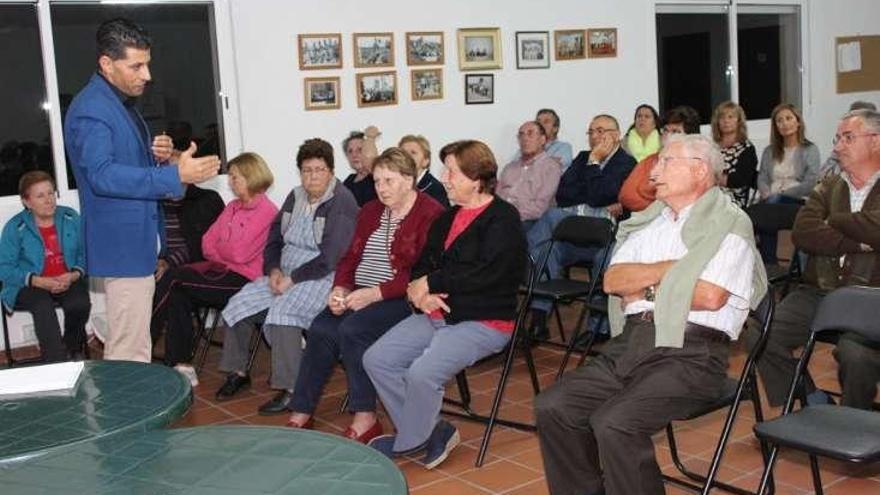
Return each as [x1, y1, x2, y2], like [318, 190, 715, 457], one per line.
[297, 33, 342, 70]
[353, 32, 395, 68]
[457, 28, 502, 71]
[554, 29, 586, 60]
[588, 28, 618, 58]
[515, 31, 550, 69]
[411, 68, 443, 101]
[303, 77, 340, 111]
[464, 74, 494, 105]
[356, 70, 398, 108]
[406, 31, 445, 66]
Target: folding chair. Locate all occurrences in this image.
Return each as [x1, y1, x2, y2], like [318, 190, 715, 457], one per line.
[530, 215, 617, 348]
[663, 289, 776, 495]
[192, 304, 225, 373]
[755, 286, 880, 495]
[747, 203, 803, 297]
[442, 257, 541, 467]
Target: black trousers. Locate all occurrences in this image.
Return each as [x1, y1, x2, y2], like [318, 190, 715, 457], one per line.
[151, 265, 248, 365]
[14, 279, 90, 362]
[534, 318, 730, 495]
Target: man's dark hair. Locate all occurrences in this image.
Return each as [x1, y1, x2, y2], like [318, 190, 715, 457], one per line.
[297, 138, 335, 170]
[96, 18, 152, 61]
[536, 108, 561, 129]
[664, 105, 701, 135]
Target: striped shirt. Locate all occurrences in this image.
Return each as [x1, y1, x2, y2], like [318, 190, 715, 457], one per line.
[610, 205, 755, 339]
[354, 209, 401, 288]
[161, 199, 189, 267]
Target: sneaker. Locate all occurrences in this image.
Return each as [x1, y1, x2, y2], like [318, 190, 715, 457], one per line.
[174, 364, 199, 387]
[421, 420, 460, 470]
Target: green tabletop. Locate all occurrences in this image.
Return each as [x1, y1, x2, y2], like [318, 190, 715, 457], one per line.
[0, 361, 192, 465]
[0, 426, 409, 494]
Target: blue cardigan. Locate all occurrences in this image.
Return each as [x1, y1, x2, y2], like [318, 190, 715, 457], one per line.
[0, 206, 86, 309]
[64, 74, 184, 277]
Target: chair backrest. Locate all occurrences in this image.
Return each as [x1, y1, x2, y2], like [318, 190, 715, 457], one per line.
[810, 286, 880, 344]
[551, 215, 615, 249]
[746, 202, 802, 232]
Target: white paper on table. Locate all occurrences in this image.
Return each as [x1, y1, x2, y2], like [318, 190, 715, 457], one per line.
[0, 361, 84, 398]
[837, 41, 862, 73]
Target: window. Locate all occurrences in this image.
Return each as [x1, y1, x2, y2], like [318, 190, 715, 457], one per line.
[0, 3, 55, 197]
[656, 2, 803, 124]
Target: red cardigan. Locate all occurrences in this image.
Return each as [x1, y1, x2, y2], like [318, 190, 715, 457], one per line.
[333, 192, 444, 299]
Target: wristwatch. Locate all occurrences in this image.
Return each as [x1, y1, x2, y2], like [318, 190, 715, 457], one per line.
[644, 285, 656, 302]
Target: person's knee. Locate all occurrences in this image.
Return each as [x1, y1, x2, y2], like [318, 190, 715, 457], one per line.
[362, 342, 382, 375]
[533, 384, 564, 419]
[588, 405, 626, 441]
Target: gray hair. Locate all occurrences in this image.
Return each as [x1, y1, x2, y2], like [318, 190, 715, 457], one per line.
[663, 134, 724, 185]
[843, 108, 880, 134]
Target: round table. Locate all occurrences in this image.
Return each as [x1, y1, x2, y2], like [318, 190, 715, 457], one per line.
[0, 360, 192, 464]
[0, 426, 408, 494]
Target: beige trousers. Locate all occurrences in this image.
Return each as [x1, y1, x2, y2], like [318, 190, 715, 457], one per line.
[102, 276, 155, 363]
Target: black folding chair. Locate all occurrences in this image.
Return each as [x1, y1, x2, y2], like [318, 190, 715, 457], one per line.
[442, 257, 541, 467]
[663, 289, 776, 495]
[754, 286, 880, 495]
[192, 305, 225, 373]
[530, 215, 617, 349]
[747, 203, 803, 297]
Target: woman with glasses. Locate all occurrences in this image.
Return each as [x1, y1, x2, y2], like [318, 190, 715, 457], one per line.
[214, 139, 359, 416]
[622, 104, 661, 162]
[711, 101, 758, 208]
[755, 103, 820, 263]
[284, 148, 444, 443]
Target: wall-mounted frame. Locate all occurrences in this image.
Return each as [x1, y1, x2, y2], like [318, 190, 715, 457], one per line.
[465, 73, 494, 104]
[587, 28, 617, 58]
[411, 68, 443, 101]
[353, 32, 395, 68]
[356, 70, 398, 107]
[298, 33, 343, 70]
[554, 29, 586, 60]
[406, 31, 445, 66]
[303, 77, 340, 111]
[516, 31, 550, 69]
[457, 28, 502, 70]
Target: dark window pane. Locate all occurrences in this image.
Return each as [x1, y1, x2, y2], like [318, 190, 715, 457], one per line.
[656, 13, 730, 124]
[52, 2, 225, 188]
[738, 12, 801, 120]
[0, 4, 55, 197]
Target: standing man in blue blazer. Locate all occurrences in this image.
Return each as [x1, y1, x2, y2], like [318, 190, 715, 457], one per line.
[64, 18, 220, 362]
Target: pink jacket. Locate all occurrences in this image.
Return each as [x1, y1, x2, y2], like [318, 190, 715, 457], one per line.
[201, 193, 278, 280]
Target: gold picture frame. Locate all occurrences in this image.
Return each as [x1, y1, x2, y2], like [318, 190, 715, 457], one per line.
[356, 70, 398, 108]
[353, 32, 395, 68]
[457, 27, 502, 71]
[303, 77, 340, 111]
[411, 68, 443, 101]
[297, 33, 342, 70]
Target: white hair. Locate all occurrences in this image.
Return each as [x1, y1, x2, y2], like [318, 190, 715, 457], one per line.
[843, 108, 880, 134]
[663, 133, 724, 185]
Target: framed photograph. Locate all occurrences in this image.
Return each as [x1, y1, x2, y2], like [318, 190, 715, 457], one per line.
[588, 28, 618, 58]
[464, 74, 494, 105]
[554, 29, 586, 60]
[457, 28, 502, 70]
[411, 68, 443, 101]
[356, 70, 398, 107]
[303, 77, 340, 111]
[353, 32, 394, 68]
[298, 33, 342, 70]
[406, 31, 445, 66]
[515, 31, 550, 69]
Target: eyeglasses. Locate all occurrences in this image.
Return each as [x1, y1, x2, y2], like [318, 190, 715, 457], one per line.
[655, 156, 704, 169]
[301, 167, 330, 176]
[832, 132, 879, 146]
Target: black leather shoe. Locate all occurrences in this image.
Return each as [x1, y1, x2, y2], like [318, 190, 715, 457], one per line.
[258, 390, 295, 415]
[215, 373, 251, 401]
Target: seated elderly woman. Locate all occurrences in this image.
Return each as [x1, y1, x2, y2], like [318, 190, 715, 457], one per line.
[150, 152, 278, 386]
[214, 139, 358, 415]
[342, 130, 378, 206]
[399, 134, 450, 208]
[363, 140, 527, 469]
[0, 171, 90, 362]
[285, 148, 444, 442]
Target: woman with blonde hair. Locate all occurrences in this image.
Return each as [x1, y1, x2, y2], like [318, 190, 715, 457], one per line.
[711, 101, 758, 207]
[399, 134, 449, 207]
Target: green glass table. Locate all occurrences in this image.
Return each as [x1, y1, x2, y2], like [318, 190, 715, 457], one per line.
[0, 361, 192, 465]
[0, 426, 408, 494]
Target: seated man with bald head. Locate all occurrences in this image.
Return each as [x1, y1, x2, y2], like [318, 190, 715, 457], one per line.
[534, 134, 767, 495]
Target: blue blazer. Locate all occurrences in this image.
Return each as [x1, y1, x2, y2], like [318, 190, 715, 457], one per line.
[0, 206, 86, 309]
[64, 74, 184, 277]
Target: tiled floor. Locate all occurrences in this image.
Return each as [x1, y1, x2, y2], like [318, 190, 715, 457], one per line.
[5, 303, 880, 494]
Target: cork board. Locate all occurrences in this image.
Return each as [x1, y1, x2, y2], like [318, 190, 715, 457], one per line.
[836, 35, 880, 94]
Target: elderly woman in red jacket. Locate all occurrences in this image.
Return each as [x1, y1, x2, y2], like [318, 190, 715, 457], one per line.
[285, 147, 444, 443]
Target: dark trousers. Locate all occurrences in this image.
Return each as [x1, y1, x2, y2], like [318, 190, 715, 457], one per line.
[534, 318, 730, 495]
[15, 279, 90, 362]
[290, 298, 411, 414]
[756, 194, 803, 264]
[151, 265, 248, 365]
[744, 285, 880, 409]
